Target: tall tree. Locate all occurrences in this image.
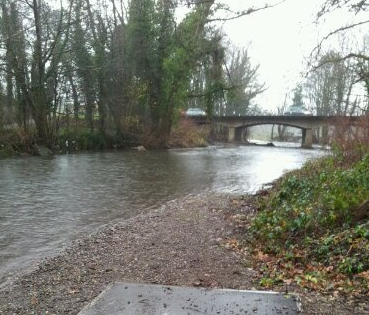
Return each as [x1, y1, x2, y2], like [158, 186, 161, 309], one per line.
[224, 46, 265, 116]
[1, 1, 74, 144]
[85, 0, 109, 134]
[1, 2, 29, 129]
[291, 84, 304, 108]
[306, 51, 359, 116]
[70, 0, 96, 131]
[312, 0, 369, 107]
[125, 0, 220, 144]
[108, 24, 129, 136]
[126, 0, 156, 131]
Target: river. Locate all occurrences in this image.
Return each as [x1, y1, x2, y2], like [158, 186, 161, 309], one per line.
[0, 145, 325, 287]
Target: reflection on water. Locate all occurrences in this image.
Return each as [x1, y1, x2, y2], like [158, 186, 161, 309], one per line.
[0, 145, 325, 286]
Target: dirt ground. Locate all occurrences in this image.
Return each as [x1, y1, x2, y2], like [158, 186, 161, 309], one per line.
[0, 193, 368, 314]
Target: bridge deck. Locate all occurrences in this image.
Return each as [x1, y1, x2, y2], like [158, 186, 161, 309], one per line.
[189, 115, 360, 128]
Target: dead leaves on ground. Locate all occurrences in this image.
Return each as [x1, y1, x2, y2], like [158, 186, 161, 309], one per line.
[251, 245, 369, 297]
[223, 200, 369, 298]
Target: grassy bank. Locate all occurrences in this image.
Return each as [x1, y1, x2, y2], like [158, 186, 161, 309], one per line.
[249, 151, 369, 295]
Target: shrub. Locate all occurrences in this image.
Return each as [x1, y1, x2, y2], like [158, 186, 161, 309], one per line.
[0, 128, 36, 157]
[252, 154, 369, 244]
[168, 118, 209, 148]
[331, 115, 369, 164]
[250, 120, 369, 291]
[58, 128, 107, 152]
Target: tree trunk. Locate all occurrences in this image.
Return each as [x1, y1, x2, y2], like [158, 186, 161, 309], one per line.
[31, 89, 49, 142]
[85, 97, 94, 132]
[97, 80, 108, 135]
[271, 124, 275, 140]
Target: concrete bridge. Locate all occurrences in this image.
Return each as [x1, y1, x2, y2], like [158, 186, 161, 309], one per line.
[189, 115, 360, 148]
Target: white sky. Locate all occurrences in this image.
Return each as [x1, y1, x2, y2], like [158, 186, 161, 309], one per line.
[217, 0, 368, 112]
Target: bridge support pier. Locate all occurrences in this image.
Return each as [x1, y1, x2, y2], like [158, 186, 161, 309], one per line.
[302, 128, 313, 148]
[228, 127, 235, 142]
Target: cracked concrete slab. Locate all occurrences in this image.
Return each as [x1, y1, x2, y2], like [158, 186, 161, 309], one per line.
[78, 282, 300, 315]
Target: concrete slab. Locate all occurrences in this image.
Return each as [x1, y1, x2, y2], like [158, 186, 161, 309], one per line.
[78, 282, 300, 315]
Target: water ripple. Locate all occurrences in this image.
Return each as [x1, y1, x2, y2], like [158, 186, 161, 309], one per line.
[0, 146, 325, 286]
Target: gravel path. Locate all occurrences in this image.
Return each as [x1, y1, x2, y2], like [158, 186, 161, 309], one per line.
[0, 193, 367, 314]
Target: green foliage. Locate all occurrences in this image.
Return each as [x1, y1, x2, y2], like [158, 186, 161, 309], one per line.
[339, 257, 365, 275]
[251, 152, 369, 291]
[126, 0, 156, 81]
[1, 0, 254, 148]
[58, 129, 107, 151]
[253, 154, 369, 243]
[259, 276, 275, 287]
[57, 127, 141, 152]
[249, 154, 369, 294]
[161, 47, 192, 110]
[308, 224, 369, 275]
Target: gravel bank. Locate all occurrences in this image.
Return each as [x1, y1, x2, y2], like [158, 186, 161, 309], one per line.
[0, 193, 367, 314]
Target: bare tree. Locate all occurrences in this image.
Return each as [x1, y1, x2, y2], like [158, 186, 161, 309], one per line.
[309, 0, 369, 103]
[318, 0, 368, 16]
[224, 46, 265, 115]
[306, 50, 364, 116]
[1, 1, 74, 144]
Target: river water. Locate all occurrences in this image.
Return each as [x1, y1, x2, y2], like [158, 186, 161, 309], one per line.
[0, 145, 325, 287]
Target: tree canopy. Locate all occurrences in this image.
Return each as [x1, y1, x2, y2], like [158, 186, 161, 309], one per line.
[0, 0, 266, 147]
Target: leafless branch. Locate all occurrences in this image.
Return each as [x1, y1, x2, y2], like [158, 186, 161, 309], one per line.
[310, 19, 369, 59]
[318, 0, 369, 18]
[207, 0, 289, 22]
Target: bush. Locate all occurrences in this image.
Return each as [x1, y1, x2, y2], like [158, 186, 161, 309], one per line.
[250, 152, 369, 296]
[250, 152, 369, 293]
[245, 118, 369, 293]
[331, 115, 369, 164]
[58, 128, 107, 152]
[0, 128, 36, 157]
[168, 118, 209, 148]
[253, 154, 369, 243]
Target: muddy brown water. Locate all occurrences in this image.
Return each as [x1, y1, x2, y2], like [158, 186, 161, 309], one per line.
[0, 145, 325, 287]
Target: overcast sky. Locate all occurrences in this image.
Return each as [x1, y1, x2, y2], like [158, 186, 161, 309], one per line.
[218, 0, 367, 112]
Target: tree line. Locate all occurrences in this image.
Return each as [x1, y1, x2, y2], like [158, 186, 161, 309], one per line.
[0, 0, 368, 150]
[0, 0, 264, 148]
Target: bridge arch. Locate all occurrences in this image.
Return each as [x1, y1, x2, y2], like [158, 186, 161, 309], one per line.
[188, 115, 359, 149]
[227, 123, 314, 148]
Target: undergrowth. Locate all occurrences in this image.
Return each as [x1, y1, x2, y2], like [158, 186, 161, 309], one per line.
[253, 155, 369, 244]
[250, 120, 369, 295]
[0, 128, 36, 157]
[58, 128, 108, 151]
[57, 128, 139, 152]
[168, 119, 209, 148]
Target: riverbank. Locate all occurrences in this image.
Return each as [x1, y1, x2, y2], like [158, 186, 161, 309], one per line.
[0, 193, 367, 315]
[0, 119, 211, 158]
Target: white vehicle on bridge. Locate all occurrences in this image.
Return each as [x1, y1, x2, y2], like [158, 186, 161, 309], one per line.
[284, 106, 312, 116]
[185, 108, 206, 116]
